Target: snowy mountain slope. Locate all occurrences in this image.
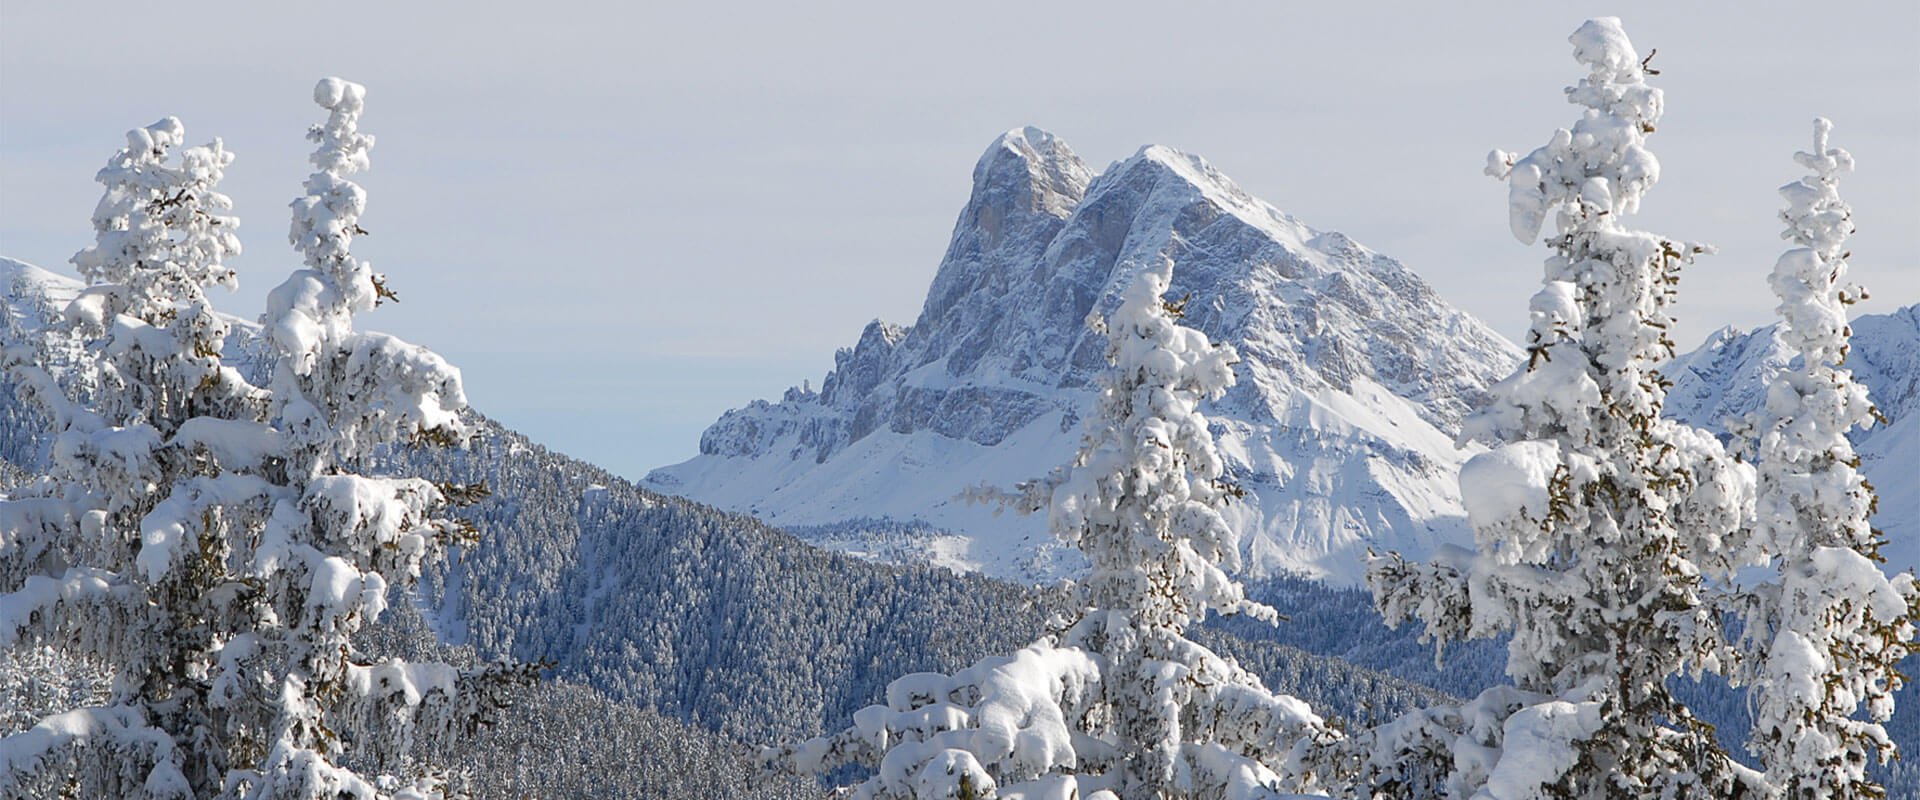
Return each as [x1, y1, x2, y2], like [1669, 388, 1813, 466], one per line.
[1, 258, 86, 483]
[1665, 304, 1920, 572]
[1, 257, 82, 318]
[645, 128, 1523, 586]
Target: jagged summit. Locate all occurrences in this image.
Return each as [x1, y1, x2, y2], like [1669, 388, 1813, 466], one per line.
[910, 128, 1088, 382]
[649, 129, 1524, 584]
[970, 127, 1088, 221]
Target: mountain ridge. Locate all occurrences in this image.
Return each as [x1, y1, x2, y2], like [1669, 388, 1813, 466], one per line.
[1664, 303, 1920, 571]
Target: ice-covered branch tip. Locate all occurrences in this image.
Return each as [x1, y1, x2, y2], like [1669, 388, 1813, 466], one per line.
[1779, 118, 1856, 259]
[1794, 117, 1853, 181]
[314, 77, 363, 112]
[128, 117, 185, 157]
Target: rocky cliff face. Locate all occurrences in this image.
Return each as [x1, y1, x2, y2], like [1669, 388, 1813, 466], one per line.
[647, 128, 1524, 585]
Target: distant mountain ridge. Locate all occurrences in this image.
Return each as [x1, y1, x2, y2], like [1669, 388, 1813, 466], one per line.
[647, 127, 1523, 585]
[1664, 303, 1920, 572]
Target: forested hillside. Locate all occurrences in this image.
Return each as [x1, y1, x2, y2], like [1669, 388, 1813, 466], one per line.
[2, 258, 1463, 792]
[387, 413, 1463, 742]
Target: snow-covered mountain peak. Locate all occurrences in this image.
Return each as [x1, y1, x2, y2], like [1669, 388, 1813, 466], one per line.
[1104, 144, 1313, 248]
[973, 126, 1089, 220]
[918, 127, 1092, 336]
[651, 129, 1525, 585]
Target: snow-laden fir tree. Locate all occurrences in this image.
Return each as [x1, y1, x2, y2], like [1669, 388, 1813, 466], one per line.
[1363, 18, 1761, 798]
[227, 75, 540, 800]
[0, 117, 263, 799]
[0, 79, 530, 800]
[1728, 119, 1917, 799]
[766, 260, 1332, 799]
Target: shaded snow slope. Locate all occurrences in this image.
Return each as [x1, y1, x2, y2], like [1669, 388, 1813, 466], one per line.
[1665, 304, 1920, 572]
[2, 258, 89, 481]
[1, 258, 82, 317]
[646, 129, 1523, 586]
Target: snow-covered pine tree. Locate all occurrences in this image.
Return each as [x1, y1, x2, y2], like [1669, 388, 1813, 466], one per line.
[767, 260, 1331, 799]
[1364, 18, 1760, 798]
[224, 75, 540, 800]
[57, 116, 260, 447]
[0, 80, 530, 800]
[0, 117, 264, 799]
[1731, 118, 1918, 799]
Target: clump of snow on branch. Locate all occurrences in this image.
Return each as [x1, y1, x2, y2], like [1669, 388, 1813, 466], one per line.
[769, 260, 1331, 799]
[1363, 18, 1763, 798]
[1728, 118, 1918, 798]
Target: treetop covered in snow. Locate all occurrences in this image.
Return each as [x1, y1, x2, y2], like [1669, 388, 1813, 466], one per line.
[1488, 17, 1665, 246]
[1729, 117, 1918, 798]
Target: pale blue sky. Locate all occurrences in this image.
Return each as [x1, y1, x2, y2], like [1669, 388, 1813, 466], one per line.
[4, 2, 1915, 479]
